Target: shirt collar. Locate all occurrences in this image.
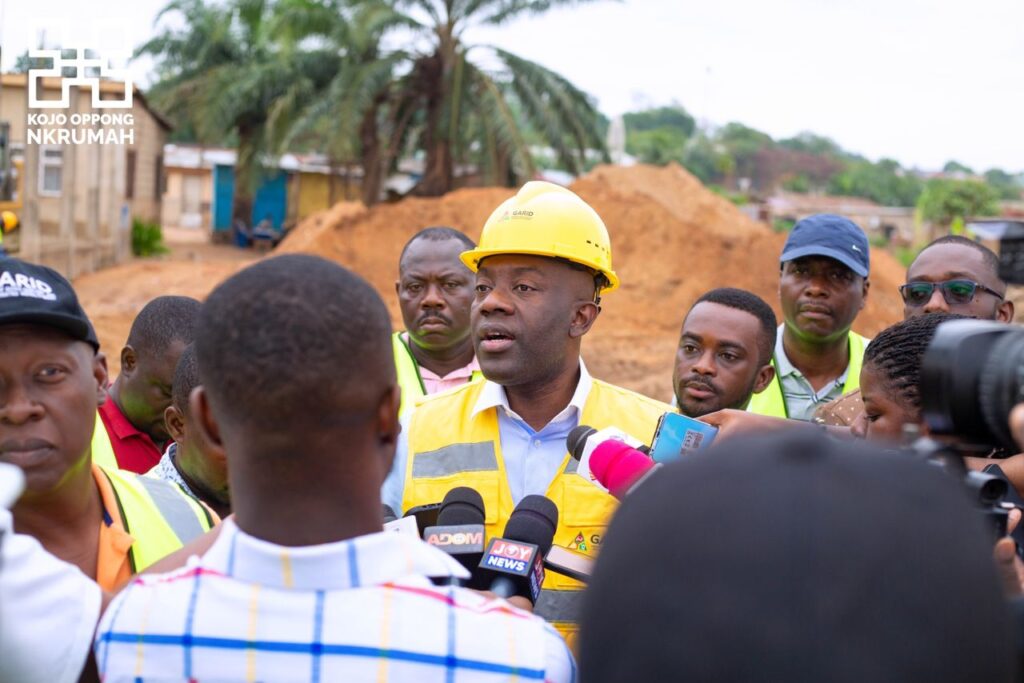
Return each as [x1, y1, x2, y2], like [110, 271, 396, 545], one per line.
[155, 443, 197, 499]
[774, 324, 850, 385]
[202, 518, 470, 591]
[471, 358, 593, 423]
[99, 394, 153, 443]
[400, 332, 481, 382]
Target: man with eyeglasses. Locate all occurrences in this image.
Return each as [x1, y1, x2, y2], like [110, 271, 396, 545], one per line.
[901, 235, 1014, 322]
[813, 234, 1014, 427]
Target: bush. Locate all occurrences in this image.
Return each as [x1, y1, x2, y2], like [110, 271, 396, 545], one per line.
[131, 218, 169, 257]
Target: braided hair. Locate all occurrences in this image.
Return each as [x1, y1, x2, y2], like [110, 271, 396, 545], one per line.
[863, 313, 967, 412]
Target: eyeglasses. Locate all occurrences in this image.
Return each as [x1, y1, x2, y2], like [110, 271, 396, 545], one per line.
[899, 279, 1005, 307]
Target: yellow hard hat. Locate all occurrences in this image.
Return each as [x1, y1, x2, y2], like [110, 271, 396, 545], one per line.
[460, 181, 619, 293]
[0, 211, 17, 232]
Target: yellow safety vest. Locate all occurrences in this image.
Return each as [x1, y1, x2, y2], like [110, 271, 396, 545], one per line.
[392, 331, 483, 415]
[91, 410, 119, 470]
[403, 376, 671, 647]
[98, 465, 217, 572]
[747, 331, 868, 420]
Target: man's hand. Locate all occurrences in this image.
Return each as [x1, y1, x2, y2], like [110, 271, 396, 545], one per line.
[994, 508, 1024, 597]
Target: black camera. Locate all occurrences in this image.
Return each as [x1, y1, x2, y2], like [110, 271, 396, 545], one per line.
[920, 319, 1024, 452]
[966, 219, 1024, 286]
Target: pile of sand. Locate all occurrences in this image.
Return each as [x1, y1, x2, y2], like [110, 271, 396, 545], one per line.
[275, 163, 906, 400]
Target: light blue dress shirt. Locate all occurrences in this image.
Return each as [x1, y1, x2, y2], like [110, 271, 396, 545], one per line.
[381, 360, 594, 514]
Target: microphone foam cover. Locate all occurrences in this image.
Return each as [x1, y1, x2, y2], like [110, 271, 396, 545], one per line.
[437, 486, 486, 526]
[590, 440, 656, 498]
[503, 495, 559, 556]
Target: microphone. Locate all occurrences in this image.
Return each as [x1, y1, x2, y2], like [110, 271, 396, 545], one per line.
[382, 504, 398, 524]
[478, 495, 559, 605]
[423, 487, 488, 588]
[590, 439, 661, 500]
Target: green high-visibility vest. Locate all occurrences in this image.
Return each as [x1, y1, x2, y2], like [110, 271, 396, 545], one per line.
[747, 331, 869, 420]
[391, 331, 482, 416]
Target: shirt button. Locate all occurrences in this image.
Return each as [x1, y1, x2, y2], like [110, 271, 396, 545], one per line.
[533, 439, 542, 447]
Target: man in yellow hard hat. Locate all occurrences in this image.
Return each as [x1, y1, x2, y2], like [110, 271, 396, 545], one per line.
[382, 181, 672, 646]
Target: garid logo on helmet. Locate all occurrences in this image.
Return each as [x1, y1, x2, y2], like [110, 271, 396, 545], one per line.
[0, 258, 99, 349]
[461, 181, 620, 293]
[780, 213, 870, 277]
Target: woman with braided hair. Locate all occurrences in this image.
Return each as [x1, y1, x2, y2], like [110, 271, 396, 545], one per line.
[852, 312, 966, 442]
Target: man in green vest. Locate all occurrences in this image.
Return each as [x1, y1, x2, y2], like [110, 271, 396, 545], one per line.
[0, 259, 215, 593]
[393, 227, 482, 415]
[383, 182, 673, 647]
[747, 214, 870, 421]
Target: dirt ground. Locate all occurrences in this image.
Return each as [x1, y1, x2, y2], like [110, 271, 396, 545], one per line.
[77, 164, 909, 400]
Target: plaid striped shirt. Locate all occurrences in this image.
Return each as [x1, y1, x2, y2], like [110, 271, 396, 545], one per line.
[95, 519, 575, 682]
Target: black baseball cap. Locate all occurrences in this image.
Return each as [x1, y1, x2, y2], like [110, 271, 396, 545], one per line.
[0, 258, 99, 349]
[781, 213, 870, 277]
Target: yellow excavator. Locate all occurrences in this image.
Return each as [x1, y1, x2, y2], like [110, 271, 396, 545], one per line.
[0, 121, 22, 254]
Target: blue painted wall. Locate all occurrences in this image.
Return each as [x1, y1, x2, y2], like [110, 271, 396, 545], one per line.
[211, 165, 288, 233]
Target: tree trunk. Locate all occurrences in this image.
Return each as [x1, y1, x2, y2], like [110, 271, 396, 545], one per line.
[360, 105, 383, 206]
[411, 51, 453, 197]
[231, 126, 256, 234]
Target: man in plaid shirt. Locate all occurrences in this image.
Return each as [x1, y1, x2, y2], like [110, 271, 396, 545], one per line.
[96, 255, 574, 682]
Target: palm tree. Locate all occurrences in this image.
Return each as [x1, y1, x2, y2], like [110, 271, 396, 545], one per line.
[138, 0, 338, 227]
[281, 0, 608, 202]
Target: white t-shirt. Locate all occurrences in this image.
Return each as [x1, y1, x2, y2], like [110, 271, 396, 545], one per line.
[0, 508, 101, 683]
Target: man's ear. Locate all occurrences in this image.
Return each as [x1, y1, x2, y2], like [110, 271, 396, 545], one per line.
[752, 363, 776, 394]
[998, 299, 1015, 323]
[164, 404, 186, 443]
[92, 351, 109, 405]
[189, 386, 224, 453]
[860, 278, 870, 310]
[120, 345, 137, 375]
[376, 384, 401, 480]
[569, 301, 601, 339]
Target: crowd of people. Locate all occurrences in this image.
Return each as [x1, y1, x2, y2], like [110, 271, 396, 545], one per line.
[2, 179, 1024, 682]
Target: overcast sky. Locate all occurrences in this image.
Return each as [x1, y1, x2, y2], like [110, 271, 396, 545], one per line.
[2, 0, 1021, 172]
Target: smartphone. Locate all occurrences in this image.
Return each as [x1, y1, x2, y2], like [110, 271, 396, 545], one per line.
[544, 545, 594, 583]
[648, 412, 718, 464]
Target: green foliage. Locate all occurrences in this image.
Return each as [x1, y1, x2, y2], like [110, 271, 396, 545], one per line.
[682, 134, 733, 184]
[868, 233, 889, 248]
[131, 218, 169, 257]
[894, 245, 919, 268]
[773, 217, 796, 233]
[778, 132, 844, 159]
[782, 174, 810, 193]
[623, 106, 695, 137]
[984, 168, 1023, 200]
[827, 159, 922, 207]
[627, 127, 687, 165]
[942, 160, 975, 176]
[917, 179, 1000, 227]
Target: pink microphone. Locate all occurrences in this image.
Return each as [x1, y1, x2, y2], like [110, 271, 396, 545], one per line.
[589, 440, 661, 500]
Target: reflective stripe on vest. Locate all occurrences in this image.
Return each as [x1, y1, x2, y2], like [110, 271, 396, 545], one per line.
[392, 331, 484, 416]
[91, 410, 119, 470]
[746, 331, 868, 419]
[136, 474, 207, 543]
[403, 377, 672, 645]
[100, 466, 216, 572]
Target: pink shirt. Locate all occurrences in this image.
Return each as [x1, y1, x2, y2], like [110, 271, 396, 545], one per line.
[401, 333, 481, 395]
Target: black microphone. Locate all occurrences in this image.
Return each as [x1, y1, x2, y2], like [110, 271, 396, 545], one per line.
[423, 487, 488, 588]
[478, 495, 559, 605]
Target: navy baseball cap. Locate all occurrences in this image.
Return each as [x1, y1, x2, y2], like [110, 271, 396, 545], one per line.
[780, 214, 870, 277]
[0, 258, 99, 349]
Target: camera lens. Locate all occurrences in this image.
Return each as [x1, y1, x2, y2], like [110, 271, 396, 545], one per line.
[920, 319, 1024, 451]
